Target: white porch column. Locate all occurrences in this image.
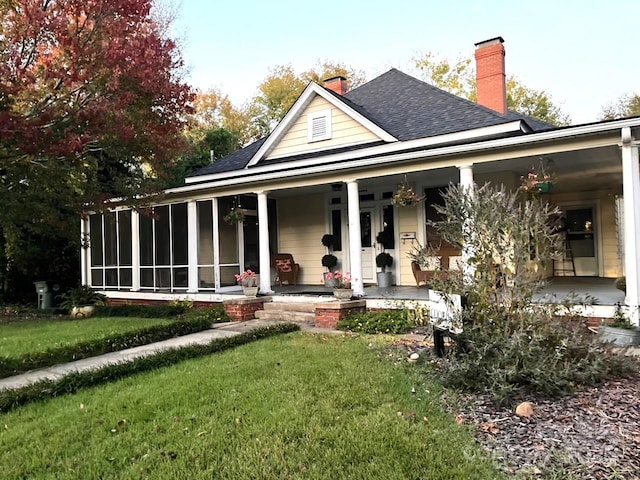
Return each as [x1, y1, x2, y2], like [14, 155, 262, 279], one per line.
[458, 164, 476, 284]
[212, 197, 221, 290]
[256, 191, 273, 294]
[621, 127, 640, 325]
[346, 179, 364, 296]
[187, 200, 199, 293]
[80, 216, 89, 286]
[131, 210, 140, 291]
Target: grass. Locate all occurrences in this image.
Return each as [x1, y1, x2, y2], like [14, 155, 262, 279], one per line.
[0, 316, 174, 358]
[0, 333, 502, 479]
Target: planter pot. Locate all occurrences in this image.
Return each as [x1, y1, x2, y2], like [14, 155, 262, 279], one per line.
[376, 271, 393, 288]
[333, 288, 353, 300]
[599, 325, 640, 346]
[242, 286, 259, 297]
[71, 305, 96, 319]
[323, 272, 333, 287]
[537, 181, 552, 194]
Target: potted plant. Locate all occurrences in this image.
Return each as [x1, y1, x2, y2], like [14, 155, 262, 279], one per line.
[599, 303, 640, 346]
[519, 163, 554, 195]
[59, 285, 107, 318]
[322, 254, 338, 286]
[321, 234, 335, 249]
[391, 182, 423, 207]
[235, 269, 259, 296]
[223, 208, 245, 225]
[614, 276, 626, 293]
[326, 270, 352, 300]
[375, 252, 393, 288]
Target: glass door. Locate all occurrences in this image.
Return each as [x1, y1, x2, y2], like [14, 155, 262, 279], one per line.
[360, 209, 375, 282]
[565, 206, 597, 276]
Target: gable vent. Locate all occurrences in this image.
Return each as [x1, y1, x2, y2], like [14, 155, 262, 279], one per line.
[307, 109, 332, 142]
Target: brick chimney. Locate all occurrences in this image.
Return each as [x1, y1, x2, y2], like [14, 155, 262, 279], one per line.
[474, 36, 507, 114]
[323, 76, 348, 95]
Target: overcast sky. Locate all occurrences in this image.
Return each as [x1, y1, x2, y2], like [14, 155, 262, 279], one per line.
[171, 0, 639, 124]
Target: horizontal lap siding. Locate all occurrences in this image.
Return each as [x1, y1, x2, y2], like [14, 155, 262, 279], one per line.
[398, 206, 420, 286]
[278, 193, 325, 285]
[267, 96, 379, 159]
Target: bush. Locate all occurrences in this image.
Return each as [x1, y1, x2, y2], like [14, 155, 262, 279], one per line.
[338, 310, 414, 334]
[0, 313, 216, 378]
[0, 323, 300, 413]
[437, 307, 637, 403]
[94, 304, 189, 318]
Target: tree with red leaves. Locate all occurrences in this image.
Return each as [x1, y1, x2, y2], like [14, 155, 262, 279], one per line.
[0, 0, 192, 298]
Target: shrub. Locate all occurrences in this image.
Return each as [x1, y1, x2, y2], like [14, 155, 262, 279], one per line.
[429, 184, 636, 402]
[338, 310, 414, 334]
[375, 252, 393, 271]
[182, 305, 231, 324]
[438, 308, 637, 402]
[59, 286, 107, 311]
[321, 254, 338, 270]
[94, 304, 189, 318]
[0, 323, 300, 413]
[0, 314, 215, 378]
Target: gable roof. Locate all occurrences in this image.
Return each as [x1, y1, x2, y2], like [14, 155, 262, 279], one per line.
[187, 68, 553, 180]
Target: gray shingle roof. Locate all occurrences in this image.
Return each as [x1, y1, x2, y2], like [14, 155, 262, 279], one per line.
[188, 68, 554, 179]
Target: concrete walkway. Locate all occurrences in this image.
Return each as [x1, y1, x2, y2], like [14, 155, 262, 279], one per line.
[0, 319, 309, 392]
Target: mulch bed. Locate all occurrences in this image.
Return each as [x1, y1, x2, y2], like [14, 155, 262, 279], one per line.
[395, 337, 640, 479]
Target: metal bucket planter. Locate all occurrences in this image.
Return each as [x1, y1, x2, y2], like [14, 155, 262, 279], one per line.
[599, 325, 640, 346]
[71, 305, 96, 319]
[376, 272, 393, 288]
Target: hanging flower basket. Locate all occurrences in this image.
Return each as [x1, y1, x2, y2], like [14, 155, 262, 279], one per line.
[224, 209, 245, 225]
[520, 163, 554, 195]
[391, 183, 424, 207]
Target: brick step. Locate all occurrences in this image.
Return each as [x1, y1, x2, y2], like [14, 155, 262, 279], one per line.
[254, 309, 315, 324]
[263, 301, 318, 313]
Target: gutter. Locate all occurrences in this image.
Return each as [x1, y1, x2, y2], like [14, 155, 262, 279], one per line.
[169, 118, 640, 196]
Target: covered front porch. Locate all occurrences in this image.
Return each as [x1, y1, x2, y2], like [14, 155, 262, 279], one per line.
[83, 124, 640, 321]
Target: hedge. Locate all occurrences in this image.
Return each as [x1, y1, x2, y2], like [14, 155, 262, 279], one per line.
[0, 323, 299, 413]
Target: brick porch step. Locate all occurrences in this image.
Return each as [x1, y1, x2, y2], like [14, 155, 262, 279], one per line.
[254, 309, 316, 324]
[263, 301, 318, 313]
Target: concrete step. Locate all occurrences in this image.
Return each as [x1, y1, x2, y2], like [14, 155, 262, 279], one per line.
[263, 301, 317, 313]
[255, 309, 315, 324]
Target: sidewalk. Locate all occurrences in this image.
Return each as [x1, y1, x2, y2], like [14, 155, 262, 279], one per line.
[0, 319, 309, 392]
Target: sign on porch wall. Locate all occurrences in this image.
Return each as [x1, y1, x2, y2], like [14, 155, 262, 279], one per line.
[428, 290, 463, 334]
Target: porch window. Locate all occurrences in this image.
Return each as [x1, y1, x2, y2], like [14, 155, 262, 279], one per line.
[331, 209, 342, 251]
[424, 186, 447, 246]
[88, 210, 132, 289]
[138, 203, 188, 291]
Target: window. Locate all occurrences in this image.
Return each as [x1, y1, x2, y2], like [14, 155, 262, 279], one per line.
[424, 187, 447, 245]
[139, 203, 189, 291]
[89, 210, 132, 290]
[307, 109, 332, 142]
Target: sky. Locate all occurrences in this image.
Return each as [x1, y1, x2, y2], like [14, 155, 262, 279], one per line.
[171, 0, 639, 124]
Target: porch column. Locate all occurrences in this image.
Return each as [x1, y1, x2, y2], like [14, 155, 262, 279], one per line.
[458, 164, 476, 284]
[621, 127, 640, 325]
[131, 210, 140, 291]
[187, 200, 199, 293]
[212, 197, 221, 290]
[256, 191, 274, 294]
[346, 179, 364, 296]
[80, 216, 89, 286]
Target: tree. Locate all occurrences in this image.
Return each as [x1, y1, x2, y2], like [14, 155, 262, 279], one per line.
[600, 93, 640, 120]
[249, 61, 368, 138]
[0, 0, 192, 298]
[414, 53, 570, 126]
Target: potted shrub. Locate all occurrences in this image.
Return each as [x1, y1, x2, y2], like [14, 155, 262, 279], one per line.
[375, 252, 393, 288]
[599, 303, 640, 346]
[321, 234, 335, 249]
[322, 254, 338, 286]
[59, 285, 107, 318]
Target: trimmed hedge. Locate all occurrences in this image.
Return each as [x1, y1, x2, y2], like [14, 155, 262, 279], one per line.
[337, 310, 415, 334]
[94, 304, 189, 318]
[0, 307, 230, 379]
[0, 323, 299, 413]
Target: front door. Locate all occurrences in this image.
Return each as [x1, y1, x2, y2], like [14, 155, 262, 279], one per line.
[565, 206, 598, 276]
[360, 209, 376, 282]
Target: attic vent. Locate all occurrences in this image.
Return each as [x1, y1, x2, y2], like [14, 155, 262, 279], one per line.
[307, 109, 332, 142]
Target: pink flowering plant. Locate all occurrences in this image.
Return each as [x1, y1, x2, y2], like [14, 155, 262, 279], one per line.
[520, 166, 554, 193]
[391, 183, 424, 207]
[234, 269, 257, 287]
[325, 270, 352, 289]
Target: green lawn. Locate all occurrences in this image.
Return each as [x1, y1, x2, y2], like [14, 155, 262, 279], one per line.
[0, 333, 502, 479]
[0, 316, 174, 358]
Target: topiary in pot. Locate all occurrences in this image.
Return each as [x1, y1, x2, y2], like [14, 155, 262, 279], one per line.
[322, 254, 338, 271]
[321, 234, 335, 249]
[375, 252, 393, 272]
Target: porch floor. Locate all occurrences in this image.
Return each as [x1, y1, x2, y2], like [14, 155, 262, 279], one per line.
[272, 277, 623, 306]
